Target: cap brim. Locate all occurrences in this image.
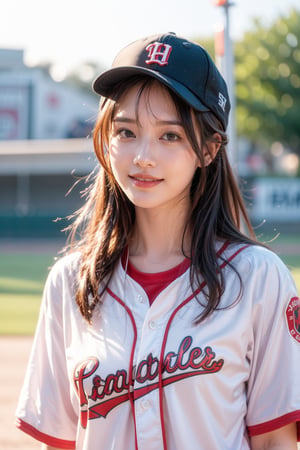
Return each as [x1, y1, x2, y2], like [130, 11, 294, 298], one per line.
[93, 66, 209, 113]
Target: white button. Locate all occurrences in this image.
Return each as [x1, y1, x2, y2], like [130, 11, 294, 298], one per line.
[142, 399, 150, 410]
[137, 295, 144, 303]
[149, 320, 156, 330]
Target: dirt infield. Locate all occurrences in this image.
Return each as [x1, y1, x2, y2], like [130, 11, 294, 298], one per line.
[0, 238, 66, 255]
[0, 337, 40, 449]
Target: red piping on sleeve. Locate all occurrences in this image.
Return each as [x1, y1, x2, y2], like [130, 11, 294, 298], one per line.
[15, 418, 76, 449]
[248, 411, 300, 441]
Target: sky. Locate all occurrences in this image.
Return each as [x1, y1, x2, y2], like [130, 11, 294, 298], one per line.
[1, 0, 299, 79]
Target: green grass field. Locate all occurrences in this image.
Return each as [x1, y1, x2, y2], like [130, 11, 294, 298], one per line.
[0, 253, 55, 335]
[0, 237, 299, 335]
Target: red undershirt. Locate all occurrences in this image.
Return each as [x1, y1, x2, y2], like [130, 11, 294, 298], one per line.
[122, 252, 191, 305]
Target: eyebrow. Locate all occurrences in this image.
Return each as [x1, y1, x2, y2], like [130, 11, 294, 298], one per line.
[113, 117, 135, 124]
[113, 117, 183, 127]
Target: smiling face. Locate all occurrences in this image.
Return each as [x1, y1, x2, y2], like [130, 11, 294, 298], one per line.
[108, 81, 200, 215]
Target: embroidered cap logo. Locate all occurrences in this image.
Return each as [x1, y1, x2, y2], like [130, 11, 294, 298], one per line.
[218, 92, 227, 112]
[145, 42, 172, 66]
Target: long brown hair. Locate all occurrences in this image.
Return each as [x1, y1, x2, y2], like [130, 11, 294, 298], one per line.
[68, 76, 258, 323]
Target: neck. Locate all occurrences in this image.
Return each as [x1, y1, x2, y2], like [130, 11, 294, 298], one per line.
[129, 206, 191, 272]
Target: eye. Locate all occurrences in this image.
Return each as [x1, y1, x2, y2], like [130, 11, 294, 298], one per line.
[161, 132, 181, 142]
[117, 128, 136, 139]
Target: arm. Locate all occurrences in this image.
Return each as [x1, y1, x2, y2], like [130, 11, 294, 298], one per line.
[250, 423, 297, 450]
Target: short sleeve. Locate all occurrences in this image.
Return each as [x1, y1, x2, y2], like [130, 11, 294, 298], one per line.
[15, 256, 79, 449]
[245, 249, 300, 440]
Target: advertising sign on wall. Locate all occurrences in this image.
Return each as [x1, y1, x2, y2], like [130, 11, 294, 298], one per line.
[0, 85, 30, 139]
[251, 178, 300, 222]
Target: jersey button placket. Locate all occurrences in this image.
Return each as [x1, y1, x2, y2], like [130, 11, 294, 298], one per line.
[137, 294, 145, 303]
[141, 398, 150, 410]
[148, 320, 156, 330]
[134, 316, 165, 449]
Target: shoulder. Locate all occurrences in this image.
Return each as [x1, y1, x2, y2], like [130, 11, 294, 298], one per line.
[44, 251, 82, 290]
[222, 242, 298, 304]
[39, 251, 83, 319]
[221, 241, 297, 293]
[50, 250, 81, 273]
[223, 241, 288, 273]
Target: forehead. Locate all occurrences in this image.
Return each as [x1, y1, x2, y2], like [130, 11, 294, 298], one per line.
[113, 80, 179, 120]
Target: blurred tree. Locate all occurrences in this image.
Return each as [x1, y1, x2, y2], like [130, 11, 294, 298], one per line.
[196, 37, 215, 58]
[26, 60, 105, 95]
[235, 9, 300, 155]
[63, 61, 106, 95]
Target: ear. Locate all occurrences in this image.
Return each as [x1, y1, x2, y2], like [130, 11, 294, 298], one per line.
[201, 133, 222, 167]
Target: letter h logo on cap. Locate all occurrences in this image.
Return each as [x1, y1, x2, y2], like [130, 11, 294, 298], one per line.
[145, 42, 172, 66]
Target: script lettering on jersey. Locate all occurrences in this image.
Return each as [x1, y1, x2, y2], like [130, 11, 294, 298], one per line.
[73, 336, 224, 428]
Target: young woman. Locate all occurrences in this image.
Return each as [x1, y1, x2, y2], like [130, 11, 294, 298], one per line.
[16, 32, 300, 450]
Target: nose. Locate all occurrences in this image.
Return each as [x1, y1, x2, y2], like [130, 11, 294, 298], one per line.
[133, 138, 156, 168]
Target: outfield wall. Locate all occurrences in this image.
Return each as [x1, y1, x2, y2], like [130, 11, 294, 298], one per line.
[249, 177, 300, 223]
[0, 139, 96, 237]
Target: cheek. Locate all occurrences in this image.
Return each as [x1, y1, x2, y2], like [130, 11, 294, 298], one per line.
[108, 142, 122, 167]
[185, 149, 200, 172]
[108, 139, 118, 157]
[108, 139, 131, 162]
[172, 154, 199, 188]
[108, 143, 128, 185]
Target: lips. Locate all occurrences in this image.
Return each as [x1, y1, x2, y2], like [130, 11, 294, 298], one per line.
[129, 173, 163, 187]
[130, 176, 160, 182]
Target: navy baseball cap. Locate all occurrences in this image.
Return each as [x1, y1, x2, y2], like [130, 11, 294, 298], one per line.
[93, 32, 231, 130]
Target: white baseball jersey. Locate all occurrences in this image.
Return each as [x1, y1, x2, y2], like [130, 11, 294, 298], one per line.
[16, 242, 300, 449]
